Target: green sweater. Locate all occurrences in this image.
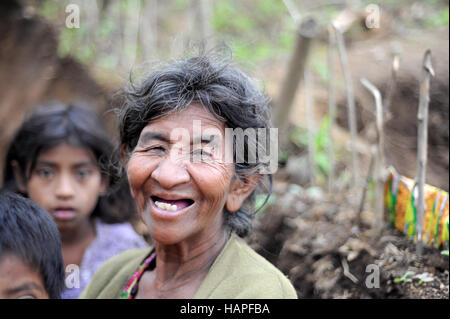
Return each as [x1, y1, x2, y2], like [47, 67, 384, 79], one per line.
[79, 233, 297, 299]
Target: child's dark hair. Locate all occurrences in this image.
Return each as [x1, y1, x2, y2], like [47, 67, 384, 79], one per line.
[2, 101, 137, 224]
[0, 191, 65, 299]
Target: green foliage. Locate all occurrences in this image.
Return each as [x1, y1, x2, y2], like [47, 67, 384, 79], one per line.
[393, 271, 414, 283]
[289, 116, 333, 178]
[212, 0, 291, 68]
[424, 6, 449, 28]
[278, 149, 289, 165]
[255, 193, 277, 215]
[256, 0, 286, 18]
[38, 0, 59, 20]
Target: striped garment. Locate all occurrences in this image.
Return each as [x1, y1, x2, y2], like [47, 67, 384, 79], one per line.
[384, 167, 449, 249]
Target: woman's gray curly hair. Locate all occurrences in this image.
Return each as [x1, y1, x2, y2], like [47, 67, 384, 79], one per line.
[118, 49, 274, 237]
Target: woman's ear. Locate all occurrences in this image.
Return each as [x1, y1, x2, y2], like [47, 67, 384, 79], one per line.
[225, 174, 263, 213]
[119, 145, 130, 167]
[11, 160, 27, 193]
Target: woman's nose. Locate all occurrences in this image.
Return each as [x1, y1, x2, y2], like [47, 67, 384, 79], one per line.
[151, 157, 190, 189]
[55, 173, 75, 199]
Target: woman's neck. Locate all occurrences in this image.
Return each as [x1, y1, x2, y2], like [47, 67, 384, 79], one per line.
[150, 229, 229, 297]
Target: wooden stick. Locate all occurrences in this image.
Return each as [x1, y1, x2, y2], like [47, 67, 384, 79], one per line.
[415, 50, 434, 256]
[327, 25, 337, 193]
[305, 68, 316, 186]
[273, 17, 319, 130]
[361, 78, 385, 234]
[334, 25, 360, 195]
[383, 43, 402, 121]
[341, 257, 359, 284]
[357, 145, 376, 227]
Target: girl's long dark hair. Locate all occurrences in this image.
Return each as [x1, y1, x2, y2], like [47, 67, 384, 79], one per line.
[2, 101, 137, 224]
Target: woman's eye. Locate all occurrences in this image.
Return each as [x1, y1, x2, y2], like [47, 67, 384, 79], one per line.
[191, 149, 213, 160]
[146, 146, 166, 154]
[36, 168, 54, 178]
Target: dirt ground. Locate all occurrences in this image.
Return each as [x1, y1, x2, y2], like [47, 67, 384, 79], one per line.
[247, 179, 449, 299]
[248, 27, 449, 298]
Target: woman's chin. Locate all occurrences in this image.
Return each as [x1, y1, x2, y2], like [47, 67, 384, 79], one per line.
[149, 228, 189, 245]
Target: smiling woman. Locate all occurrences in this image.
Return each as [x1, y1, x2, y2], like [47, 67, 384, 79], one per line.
[80, 50, 297, 299]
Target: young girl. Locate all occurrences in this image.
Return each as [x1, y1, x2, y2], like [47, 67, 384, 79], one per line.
[2, 102, 148, 299]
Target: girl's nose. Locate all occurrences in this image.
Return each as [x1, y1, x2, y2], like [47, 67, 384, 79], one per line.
[151, 157, 190, 190]
[55, 173, 75, 199]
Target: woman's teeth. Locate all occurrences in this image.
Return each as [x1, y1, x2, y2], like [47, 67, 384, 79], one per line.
[154, 200, 178, 211]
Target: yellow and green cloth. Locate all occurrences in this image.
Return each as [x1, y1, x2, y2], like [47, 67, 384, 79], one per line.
[384, 167, 449, 249]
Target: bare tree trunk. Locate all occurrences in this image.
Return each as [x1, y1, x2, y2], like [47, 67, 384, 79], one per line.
[305, 68, 316, 186]
[415, 50, 434, 256]
[82, 0, 100, 49]
[334, 26, 360, 196]
[361, 78, 385, 235]
[190, 0, 213, 44]
[327, 26, 336, 193]
[121, 0, 141, 70]
[139, 0, 158, 61]
[273, 17, 319, 130]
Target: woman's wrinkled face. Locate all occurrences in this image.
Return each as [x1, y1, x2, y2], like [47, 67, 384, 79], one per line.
[126, 103, 237, 245]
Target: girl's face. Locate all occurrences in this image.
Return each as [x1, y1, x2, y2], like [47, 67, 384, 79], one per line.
[24, 143, 107, 232]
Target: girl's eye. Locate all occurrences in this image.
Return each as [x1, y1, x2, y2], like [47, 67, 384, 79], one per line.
[36, 168, 54, 179]
[75, 169, 92, 179]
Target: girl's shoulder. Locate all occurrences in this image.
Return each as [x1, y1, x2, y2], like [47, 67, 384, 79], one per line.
[94, 219, 148, 249]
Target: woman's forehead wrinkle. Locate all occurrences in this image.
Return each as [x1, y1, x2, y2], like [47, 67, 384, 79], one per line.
[138, 131, 169, 146]
[139, 107, 226, 146]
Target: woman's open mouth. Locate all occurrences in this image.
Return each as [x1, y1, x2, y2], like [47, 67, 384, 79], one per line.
[150, 196, 195, 212]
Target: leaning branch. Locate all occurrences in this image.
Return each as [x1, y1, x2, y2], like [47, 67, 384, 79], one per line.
[273, 17, 319, 131]
[415, 50, 434, 257]
[327, 25, 337, 193]
[361, 78, 385, 234]
[334, 25, 360, 194]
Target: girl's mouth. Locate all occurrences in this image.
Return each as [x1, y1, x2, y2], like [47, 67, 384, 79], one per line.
[52, 208, 77, 221]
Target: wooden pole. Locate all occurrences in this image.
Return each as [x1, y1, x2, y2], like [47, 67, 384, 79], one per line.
[383, 43, 402, 121]
[361, 78, 385, 234]
[327, 26, 336, 193]
[273, 17, 319, 130]
[305, 68, 316, 186]
[415, 50, 434, 256]
[334, 25, 360, 195]
[357, 145, 376, 227]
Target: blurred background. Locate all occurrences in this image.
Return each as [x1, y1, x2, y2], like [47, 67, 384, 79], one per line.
[0, 0, 448, 298]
